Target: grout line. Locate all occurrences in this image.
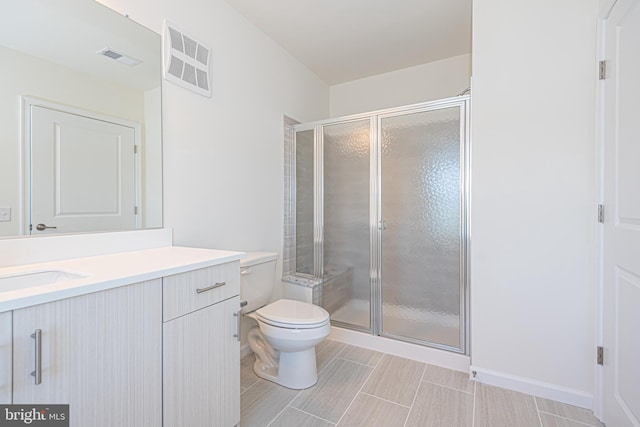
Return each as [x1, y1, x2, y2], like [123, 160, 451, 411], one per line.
[334, 341, 348, 358]
[286, 407, 337, 426]
[420, 379, 475, 395]
[538, 411, 600, 427]
[534, 394, 544, 427]
[334, 352, 385, 426]
[402, 361, 427, 427]
[285, 387, 304, 409]
[334, 356, 378, 368]
[265, 389, 303, 427]
[359, 391, 412, 409]
[317, 341, 346, 375]
[242, 378, 261, 395]
[471, 378, 477, 427]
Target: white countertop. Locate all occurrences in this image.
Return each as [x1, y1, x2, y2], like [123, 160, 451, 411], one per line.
[0, 246, 244, 313]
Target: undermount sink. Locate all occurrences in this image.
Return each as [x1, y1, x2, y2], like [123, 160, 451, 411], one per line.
[0, 270, 87, 293]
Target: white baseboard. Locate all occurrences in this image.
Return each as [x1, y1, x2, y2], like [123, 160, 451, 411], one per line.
[471, 366, 593, 410]
[329, 326, 470, 373]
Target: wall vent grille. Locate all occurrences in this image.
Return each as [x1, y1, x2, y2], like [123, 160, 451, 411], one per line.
[163, 21, 211, 97]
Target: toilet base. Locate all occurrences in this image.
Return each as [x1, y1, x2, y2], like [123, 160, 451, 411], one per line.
[253, 347, 318, 389]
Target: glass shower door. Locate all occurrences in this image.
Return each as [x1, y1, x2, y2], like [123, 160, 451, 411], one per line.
[379, 106, 465, 351]
[322, 119, 372, 331]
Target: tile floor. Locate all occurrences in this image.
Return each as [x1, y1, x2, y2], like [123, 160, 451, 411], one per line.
[240, 339, 603, 427]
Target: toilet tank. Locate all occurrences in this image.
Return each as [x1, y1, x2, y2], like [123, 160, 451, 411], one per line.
[240, 252, 278, 314]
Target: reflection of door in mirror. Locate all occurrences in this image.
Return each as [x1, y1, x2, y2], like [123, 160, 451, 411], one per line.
[0, 0, 162, 237]
[29, 104, 138, 235]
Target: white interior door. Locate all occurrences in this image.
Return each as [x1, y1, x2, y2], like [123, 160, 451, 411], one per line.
[30, 105, 137, 234]
[603, 0, 640, 425]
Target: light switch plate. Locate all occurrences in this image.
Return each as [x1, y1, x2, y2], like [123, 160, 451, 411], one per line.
[0, 207, 11, 222]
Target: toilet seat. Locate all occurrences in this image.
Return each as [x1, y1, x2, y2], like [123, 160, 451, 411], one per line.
[256, 299, 330, 330]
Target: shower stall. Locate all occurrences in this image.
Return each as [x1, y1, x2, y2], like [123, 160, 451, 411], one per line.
[285, 96, 470, 354]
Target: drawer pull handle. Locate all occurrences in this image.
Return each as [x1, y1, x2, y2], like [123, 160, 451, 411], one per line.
[196, 281, 226, 294]
[30, 329, 42, 385]
[233, 311, 241, 341]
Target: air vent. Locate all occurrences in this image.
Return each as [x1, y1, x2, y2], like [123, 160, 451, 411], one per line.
[163, 21, 211, 97]
[97, 47, 141, 66]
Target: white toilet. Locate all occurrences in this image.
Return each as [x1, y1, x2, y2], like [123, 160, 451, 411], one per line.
[240, 252, 330, 389]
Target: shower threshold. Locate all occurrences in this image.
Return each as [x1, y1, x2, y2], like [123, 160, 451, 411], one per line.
[331, 298, 462, 351]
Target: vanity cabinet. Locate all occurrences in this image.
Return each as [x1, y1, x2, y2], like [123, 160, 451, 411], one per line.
[11, 279, 162, 427]
[162, 262, 241, 427]
[0, 311, 11, 404]
[0, 246, 242, 427]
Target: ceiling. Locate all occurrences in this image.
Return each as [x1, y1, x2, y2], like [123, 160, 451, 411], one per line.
[1, 0, 160, 92]
[223, 0, 472, 85]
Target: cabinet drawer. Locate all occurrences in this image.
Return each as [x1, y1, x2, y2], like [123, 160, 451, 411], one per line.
[163, 261, 240, 322]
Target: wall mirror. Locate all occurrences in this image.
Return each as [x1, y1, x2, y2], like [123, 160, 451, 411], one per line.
[0, 0, 162, 237]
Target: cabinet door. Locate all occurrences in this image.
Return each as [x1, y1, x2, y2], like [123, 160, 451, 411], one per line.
[13, 280, 162, 427]
[163, 296, 240, 427]
[0, 311, 11, 404]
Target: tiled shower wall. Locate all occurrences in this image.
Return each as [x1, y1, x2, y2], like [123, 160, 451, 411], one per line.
[295, 130, 314, 275]
[282, 118, 323, 304]
[282, 118, 297, 279]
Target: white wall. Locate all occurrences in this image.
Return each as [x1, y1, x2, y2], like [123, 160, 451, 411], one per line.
[94, 0, 600, 407]
[329, 54, 470, 117]
[143, 87, 163, 229]
[0, 45, 146, 237]
[471, 0, 597, 406]
[97, 0, 329, 301]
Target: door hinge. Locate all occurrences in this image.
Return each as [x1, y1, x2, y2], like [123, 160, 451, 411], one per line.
[597, 346, 604, 365]
[134, 206, 138, 215]
[134, 145, 138, 154]
[599, 61, 607, 80]
[598, 204, 605, 223]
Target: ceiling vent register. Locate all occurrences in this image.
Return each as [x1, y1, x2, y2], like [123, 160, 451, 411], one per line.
[163, 21, 211, 97]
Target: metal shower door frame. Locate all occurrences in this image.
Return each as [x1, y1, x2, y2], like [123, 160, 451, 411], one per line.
[292, 95, 471, 354]
[374, 97, 470, 354]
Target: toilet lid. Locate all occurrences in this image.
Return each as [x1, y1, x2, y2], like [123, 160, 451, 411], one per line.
[256, 299, 330, 328]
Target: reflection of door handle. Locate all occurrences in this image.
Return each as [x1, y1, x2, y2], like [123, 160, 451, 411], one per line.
[378, 220, 387, 230]
[35, 223, 57, 231]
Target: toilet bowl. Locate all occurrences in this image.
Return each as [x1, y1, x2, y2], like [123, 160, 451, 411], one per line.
[240, 252, 330, 389]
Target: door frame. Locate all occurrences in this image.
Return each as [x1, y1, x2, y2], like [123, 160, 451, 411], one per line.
[593, 8, 607, 420]
[20, 96, 142, 235]
[594, 0, 628, 420]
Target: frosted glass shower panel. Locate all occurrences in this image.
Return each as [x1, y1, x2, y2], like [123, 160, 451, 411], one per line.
[380, 107, 462, 349]
[295, 130, 314, 275]
[323, 120, 371, 330]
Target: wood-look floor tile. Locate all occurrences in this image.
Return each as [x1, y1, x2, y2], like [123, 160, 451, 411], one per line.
[423, 364, 474, 394]
[316, 339, 346, 372]
[361, 354, 425, 406]
[269, 407, 335, 427]
[405, 382, 473, 427]
[291, 358, 373, 423]
[337, 393, 409, 427]
[539, 412, 603, 427]
[336, 344, 383, 367]
[474, 383, 540, 427]
[536, 397, 602, 426]
[241, 353, 260, 390]
[240, 380, 299, 427]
